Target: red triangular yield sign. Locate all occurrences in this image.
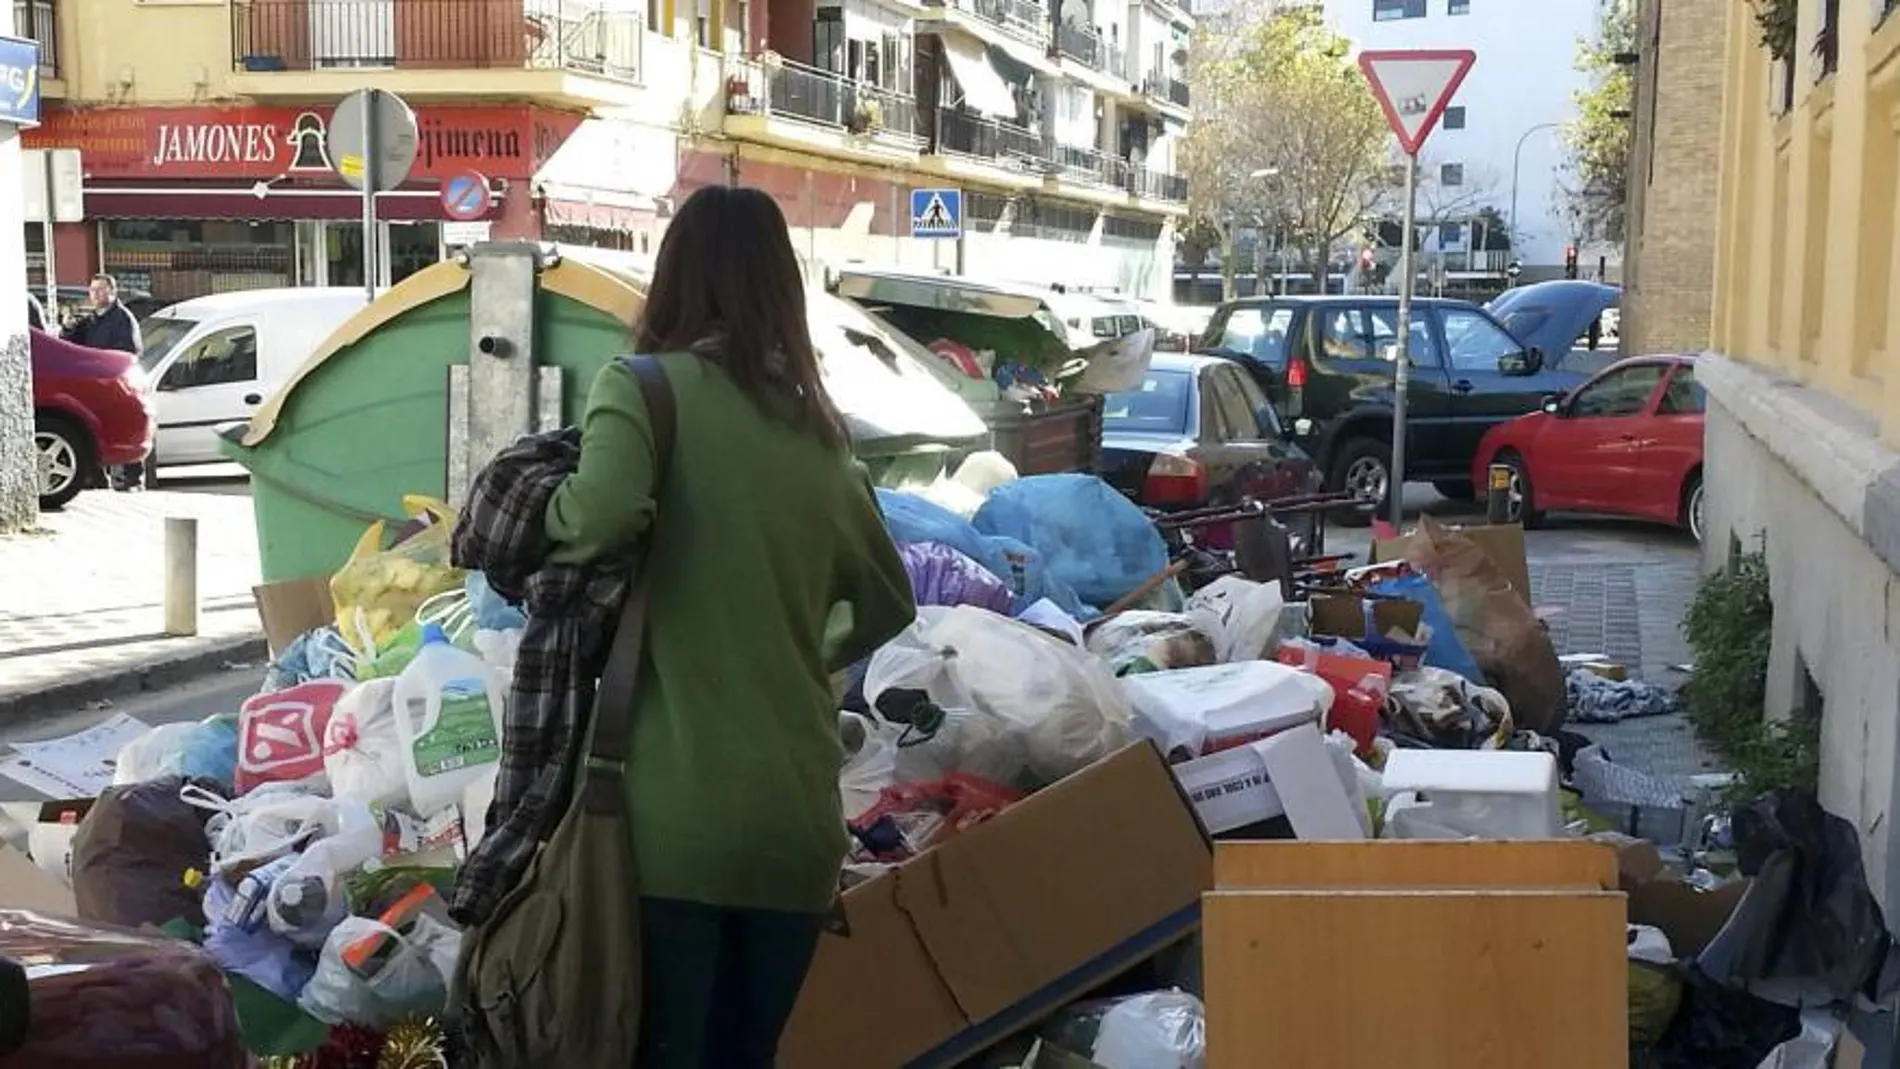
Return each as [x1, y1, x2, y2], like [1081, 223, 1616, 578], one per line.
[1358, 49, 1477, 157]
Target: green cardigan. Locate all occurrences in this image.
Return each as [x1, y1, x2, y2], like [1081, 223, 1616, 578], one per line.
[545, 354, 916, 913]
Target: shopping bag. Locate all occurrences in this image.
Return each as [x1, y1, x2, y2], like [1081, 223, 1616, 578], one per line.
[331, 495, 465, 656]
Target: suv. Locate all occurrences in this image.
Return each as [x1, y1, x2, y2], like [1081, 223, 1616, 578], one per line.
[1197, 294, 1595, 519]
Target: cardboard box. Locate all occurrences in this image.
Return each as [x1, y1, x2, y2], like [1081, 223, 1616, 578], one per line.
[1372, 523, 1533, 609]
[0, 843, 76, 915]
[779, 743, 1212, 1069]
[253, 575, 336, 655]
[1171, 722, 1364, 839]
[1594, 832, 1747, 957]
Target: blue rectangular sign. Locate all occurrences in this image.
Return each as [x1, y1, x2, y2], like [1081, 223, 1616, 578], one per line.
[910, 187, 962, 240]
[0, 35, 41, 128]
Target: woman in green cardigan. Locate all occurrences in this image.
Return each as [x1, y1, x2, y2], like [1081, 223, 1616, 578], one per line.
[544, 185, 917, 1067]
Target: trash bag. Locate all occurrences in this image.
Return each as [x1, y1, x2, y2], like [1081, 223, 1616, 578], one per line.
[839, 711, 900, 821]
[900, 541, 1015, 613]
[863, 605, 1133, 788]
[70, 775, 218, 930]
[1696, 790, 1900, 1008]
[1649, 972, 1801, 1069]
[299, 914, 454, 1027]
[1086, 612, 1218, 676]
[115, 719, 241, 789]
[263, 626, 359, 692]
[973, 474, 1171, 613]
[182, 781, 336, 875]
[265, 802, 383, 949]
[235, 680, 349, 794]
[1182, 576, 1286, 663]
[877, 489, 1086, 618]
[322, 678, 409, 808]
[1396, 517, 1565, 733]
[1041, 989, 1207, 1069]
[466, 571, 527, 631]
[330, 495, 465, 657]
[202, 876, 317, 1002]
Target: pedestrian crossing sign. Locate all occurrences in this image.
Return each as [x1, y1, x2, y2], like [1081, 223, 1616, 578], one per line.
[911, 188, 962, 239]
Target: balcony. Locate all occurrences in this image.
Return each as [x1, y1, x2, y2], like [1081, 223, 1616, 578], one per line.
[926, 0, 1050, 48]
[1055, 21, 1105, 71]
[14, 0, 57, 79]
[1050, 140, 1126, 189]
[935, 107, 1044, 166]
[727, 58, 924, 151]
[1132, 166, 1186, 202]
[231, 0, 642, 83]
[1138, 71, 1188, 110]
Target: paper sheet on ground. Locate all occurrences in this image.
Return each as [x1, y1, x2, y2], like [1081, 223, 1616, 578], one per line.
[0, 713, 151, 798]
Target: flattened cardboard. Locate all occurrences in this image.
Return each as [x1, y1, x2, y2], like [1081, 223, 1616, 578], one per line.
[0, 843, 76, 915]
[253, 576, 336, 655]
[778, 744, 1212, 1069]
[1373, 523, 1533, 608]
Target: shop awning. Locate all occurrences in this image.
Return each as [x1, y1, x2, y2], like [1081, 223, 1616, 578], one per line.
[80, 185, 503, 222]
[941, 37, 1020, 119]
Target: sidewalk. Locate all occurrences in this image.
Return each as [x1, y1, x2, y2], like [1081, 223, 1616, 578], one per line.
[0, 489, 267, 719]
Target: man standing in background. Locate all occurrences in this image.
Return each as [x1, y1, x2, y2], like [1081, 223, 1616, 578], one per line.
[62, 274, 146, 490]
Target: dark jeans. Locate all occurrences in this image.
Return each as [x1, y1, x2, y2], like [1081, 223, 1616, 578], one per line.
[634, 897, 824, 1069]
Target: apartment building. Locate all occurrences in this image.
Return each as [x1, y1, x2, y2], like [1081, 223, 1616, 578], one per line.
[1619, 0, 1721, 356]
[1321, 0, 1603, 278]
[1704, 0, 1900, 916]
[13, 0, 1189, 305]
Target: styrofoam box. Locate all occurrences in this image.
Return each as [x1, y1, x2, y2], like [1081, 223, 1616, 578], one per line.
[1380, 749, 1562, 840]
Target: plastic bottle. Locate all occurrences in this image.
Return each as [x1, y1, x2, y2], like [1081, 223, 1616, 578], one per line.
[391, 623, 506, 816]
[267, 802, 384, 948]
[226, 854, 299, 932]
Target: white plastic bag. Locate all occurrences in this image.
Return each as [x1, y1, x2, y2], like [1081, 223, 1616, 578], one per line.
[299, 915, 450, 1027]
[182, 781, 335, 875]
[1086, 612, 1218, 675]
[322, 678, 409, 808]
[1322, 730, 1376, 838]
[1183, 576, 1286, 663]
[1120, 661, 1332, 759]
[112, 723, 199, 785]
[266, 801, 383, 948]
[473, 627, 523, 681]
[1047, 989, 1207, 1069]
[839, 712, 900, 820]
[864, 605, 1132, 786]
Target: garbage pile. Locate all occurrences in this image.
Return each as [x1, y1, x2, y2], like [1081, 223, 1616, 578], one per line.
[5, 462, 1893, 1069]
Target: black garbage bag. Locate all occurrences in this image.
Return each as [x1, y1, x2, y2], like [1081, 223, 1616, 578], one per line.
[1697, 790, 1900, 1007]
[1647, 973, 1800, 1069]
[70, 775, 221, 930]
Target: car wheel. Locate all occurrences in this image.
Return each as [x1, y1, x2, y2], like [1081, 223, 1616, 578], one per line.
[1683, 472, 1705, 544]
[35, 415, 94, 511]
[1432, 479, 1477, 501]
[1496, 451, 1545, 529]
[1328, 438, 1392, 527]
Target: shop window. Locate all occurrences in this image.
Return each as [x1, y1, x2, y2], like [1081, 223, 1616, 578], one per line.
[163, 326, 258, 390]
[102, 219, 295, 305]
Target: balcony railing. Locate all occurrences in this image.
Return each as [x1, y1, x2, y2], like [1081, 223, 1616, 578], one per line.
[927, 0, 1050, 47]
[1056, 22, 1104, 71]
[728, 58, 924, 146]
[14, 0, 57, 78]
[232, 0, 642, 82]
[935, 107, 1044, 166]
[1140, 71, 1188, 107]
[1051, 140, 1127, 188]
[1132, 166, 1186, 202]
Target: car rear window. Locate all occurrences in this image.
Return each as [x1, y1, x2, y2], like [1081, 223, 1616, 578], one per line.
[1204, 305, 1295, 368]
[1103, 370, 1192, 434]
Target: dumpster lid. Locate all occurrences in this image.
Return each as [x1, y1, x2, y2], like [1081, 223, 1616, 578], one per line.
[832, 268, 1060, 325]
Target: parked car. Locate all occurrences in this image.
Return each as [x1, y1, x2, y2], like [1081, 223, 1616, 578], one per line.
[139, 288, 369, 472]
[1485, 280, 1621, 371]
[1099, 352, 1319, 547]
[1195, 294, 1599, 519]
[31, 327, 156, 509]
[1139, 301, 1216, 353]
[1471, 354, 1704, 540]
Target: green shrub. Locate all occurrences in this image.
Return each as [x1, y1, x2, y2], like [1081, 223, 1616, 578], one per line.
[1680, 547, 1819, 792]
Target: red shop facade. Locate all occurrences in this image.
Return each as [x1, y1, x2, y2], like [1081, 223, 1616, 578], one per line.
[23, 103, 587, 303]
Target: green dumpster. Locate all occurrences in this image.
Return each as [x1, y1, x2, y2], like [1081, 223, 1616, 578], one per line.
[221, 246, 988, 583]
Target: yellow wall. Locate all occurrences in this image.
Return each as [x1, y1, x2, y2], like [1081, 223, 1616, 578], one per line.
[1713, 1, 1900, 445]
[50, 0, 246, 105]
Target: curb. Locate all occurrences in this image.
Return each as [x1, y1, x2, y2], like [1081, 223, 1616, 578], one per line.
[0, 634, 270, 722]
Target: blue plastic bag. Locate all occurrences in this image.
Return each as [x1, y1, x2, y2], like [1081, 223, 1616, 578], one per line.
[876, 490, 1086, 618]
[263, 626, 357, 691]
[179, 717, 240, 788]
[1371, 573, 1486, 685]
[972, 474, 1169, 613]
[203, 878, 317, 1002]
[468, 571, 528, 631]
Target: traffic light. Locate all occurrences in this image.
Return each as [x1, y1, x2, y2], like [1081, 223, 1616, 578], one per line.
[1563, 244, 1579, 280]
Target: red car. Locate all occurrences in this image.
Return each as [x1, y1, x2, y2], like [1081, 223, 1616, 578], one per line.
[31, 327, 155, 509]
[1471, 354, 1704, 540]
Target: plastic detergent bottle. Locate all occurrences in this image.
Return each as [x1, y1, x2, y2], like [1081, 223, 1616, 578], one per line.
[392, 624, 506, 815]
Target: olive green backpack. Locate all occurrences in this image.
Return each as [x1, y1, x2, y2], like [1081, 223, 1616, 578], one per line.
[450, 356, 676, 1066]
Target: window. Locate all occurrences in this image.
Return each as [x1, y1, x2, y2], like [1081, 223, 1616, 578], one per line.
[1448, 0, 1470, 12]
[1439, 163, 1464, 187]
[1207, 305, 1295, 368]
[1442, 106, 1466, 130]
[1319, 308, 1373, 360]
[1658, 365, 1707, 414]
[1438, 221, 1465, 246]
[1373, 0, 1426, 19]
[1208, 366, 1264, 440]
[1365, 307, 1441, 366]
[1234, 369, 1284, 436]
[1103, 370, 1193, 434]
[1569, 363, 1669, 418]
[161, 325, 257, 390]
[1439, 307, 1522, 372]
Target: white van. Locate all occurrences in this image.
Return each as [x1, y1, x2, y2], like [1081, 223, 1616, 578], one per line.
[138, 288, 369, 470]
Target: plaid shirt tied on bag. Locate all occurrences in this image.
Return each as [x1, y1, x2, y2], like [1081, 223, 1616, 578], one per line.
[448, 427, 633, 926]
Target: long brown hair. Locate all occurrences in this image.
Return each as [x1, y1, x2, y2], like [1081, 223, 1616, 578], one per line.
[634, 185, 849, 450]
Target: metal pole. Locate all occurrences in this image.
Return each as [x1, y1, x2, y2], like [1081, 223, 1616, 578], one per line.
[1507, 122, 1560, 287]
[163, 516, 199, 637]
[40, 153, 55, 317]
[361, 90, 379, 303]
[1389, 153, 1419, 529]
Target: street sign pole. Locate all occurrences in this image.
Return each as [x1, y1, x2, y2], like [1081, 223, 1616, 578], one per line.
[1390, 152, 1419, 529]
[360, 89, 380, 303]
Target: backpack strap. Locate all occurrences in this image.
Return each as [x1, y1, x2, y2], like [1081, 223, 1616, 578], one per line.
[580, 355, 678, 813]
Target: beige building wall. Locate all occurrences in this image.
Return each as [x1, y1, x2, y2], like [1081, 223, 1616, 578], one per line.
[1621, 0, 1724, 356]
